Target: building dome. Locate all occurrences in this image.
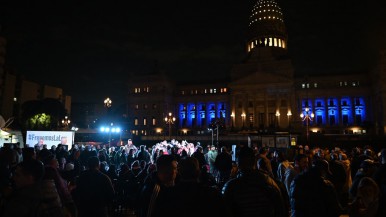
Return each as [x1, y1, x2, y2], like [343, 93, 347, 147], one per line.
[247, 0, 287, 52]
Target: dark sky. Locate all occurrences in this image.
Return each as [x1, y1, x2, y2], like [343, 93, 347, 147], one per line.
[1, 1, 386, 105]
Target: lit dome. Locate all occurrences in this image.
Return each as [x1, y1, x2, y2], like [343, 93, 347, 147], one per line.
[247, 0, 287, 52]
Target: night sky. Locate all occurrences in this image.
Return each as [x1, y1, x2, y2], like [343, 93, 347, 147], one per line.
[1, 0, 386, 105]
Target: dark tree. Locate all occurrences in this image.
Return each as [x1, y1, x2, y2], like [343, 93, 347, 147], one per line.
[21, 98, 66, 130]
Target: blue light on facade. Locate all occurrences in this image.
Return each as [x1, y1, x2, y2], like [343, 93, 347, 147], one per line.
[177, 102, 228, 128]
[300, 97, 366, 126]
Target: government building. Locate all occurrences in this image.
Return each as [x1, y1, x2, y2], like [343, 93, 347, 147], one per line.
[127, 0, 386, 149]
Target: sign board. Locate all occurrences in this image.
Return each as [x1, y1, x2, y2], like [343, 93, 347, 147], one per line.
[26, 131, 74, 150]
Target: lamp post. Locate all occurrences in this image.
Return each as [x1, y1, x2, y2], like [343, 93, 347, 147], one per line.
[100, 123, 121, 147]
[300, 106, 314, 145]
[275, 111, 280, 129]
[241, 113, 246, 129]
[104, 97, 112, 108]
[230, 113, 235, 130]
[208, 128, 214, 147]
[164, 112, 176, 140]
[62, 116, 71, 130]
[287, 111, 292, 130]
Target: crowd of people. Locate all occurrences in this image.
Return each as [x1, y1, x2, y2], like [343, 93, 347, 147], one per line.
[0, 139, 385, 217]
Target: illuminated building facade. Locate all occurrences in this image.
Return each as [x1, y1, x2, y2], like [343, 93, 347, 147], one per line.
[127, 0, 386, 147]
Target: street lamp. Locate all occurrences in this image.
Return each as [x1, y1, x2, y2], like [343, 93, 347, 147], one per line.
[100, 123, 121, 147]
[230, 112, 235, 130]
[208, 128, 214, 147]
[287, 111, 292, 129]
[241, 113, 246, 129]
[300, 106, 314, 145]
[62, 116, 71, 130]
[275, 111, 280, 128]
[164, 112, 176, 140]
[104, 97, 112, 108]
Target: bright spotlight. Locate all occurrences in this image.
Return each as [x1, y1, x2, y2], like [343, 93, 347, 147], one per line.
[100, 127, 105, 132]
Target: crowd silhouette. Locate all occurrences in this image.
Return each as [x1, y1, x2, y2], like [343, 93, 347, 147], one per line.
[0, 139, 385, 217]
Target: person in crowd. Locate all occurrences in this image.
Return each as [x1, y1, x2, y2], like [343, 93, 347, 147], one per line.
[50, 145, 57, 155]
[290, 159, 343, 217]
[98, 149, 109, 165]
[199, 164, 217, 187]
[136, 160, 148, 178]
[130, 160, 142, 177]
[215, 146, 233, 186]
[22, 147, 36, 161]
[108, 146, 117, 165]
[2, 159, 63, 217]
[180, 149, 188, 159]
[106, 164, 118, 181]
[126, 139, 138, 154]
[191, 145, 207, 169]
[276, 151, 292, 184]
[350, 159, 377, 199]
[136, 145, 151, 164]
[257, 157, 290, 215]
[222, 147, 287, 217]
[169, 146, 181, 163]
[373, 148, 386, 216]
[72, 156, 115, 217]
[137, 155, 178, 217]
[99, 161, 109, 174]
[55, 144, 69, 165]
[339, 152, 353, 207]
[270, 150, 280, 179]
[44, 166, 77, 217]
[329, 152, 348, 208]
[79, 145, 97, 169]
[284, 154, 309, 195]
[348, 177, 380, 217]
[127, 148, 136, 168]
[35, 138, 45, 151]
[351, 147, 363, 180]
[61, 149, 81, 185]
[166, 157, 229, 217]
[207, 145, 218, 174]
[256, 146, 270, 161]
[118, 163, 131, 180]
[117, 147, 128, 165]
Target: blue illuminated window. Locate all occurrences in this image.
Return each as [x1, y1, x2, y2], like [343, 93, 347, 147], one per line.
[342, 115, 349, 126]
[316, 115, 322, 125]
[356, 114, 362, 125]
[329, 116, 335, 126]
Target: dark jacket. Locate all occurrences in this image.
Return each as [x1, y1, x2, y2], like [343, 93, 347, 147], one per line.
[192, 151, 207, 168]
[73, 169, 115, 217]
[222, 170, 287, 217]
[373, 163, 386, 217]
[167, 181, 229, 217]
[137, 172, 173, 217]
[136, 150, 151, 164]
[290, 167, 342, 217]
[2, 180, 63, 217]
[215, 152, 233, 172]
